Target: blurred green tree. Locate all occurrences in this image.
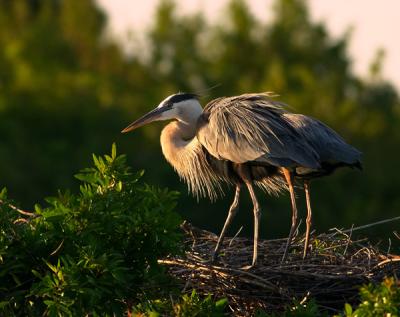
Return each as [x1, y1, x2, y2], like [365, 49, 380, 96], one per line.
[0, 0, 399, 241]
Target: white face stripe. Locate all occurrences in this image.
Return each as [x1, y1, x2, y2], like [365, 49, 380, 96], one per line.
[157, 94, 175, 108]
[157, 93, 199, 109]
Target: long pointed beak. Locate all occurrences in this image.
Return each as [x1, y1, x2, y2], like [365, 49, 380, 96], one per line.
[121, 107, 165, 133]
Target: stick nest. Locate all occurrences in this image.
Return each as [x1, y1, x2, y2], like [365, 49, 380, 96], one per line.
[158, 222, 400, 316]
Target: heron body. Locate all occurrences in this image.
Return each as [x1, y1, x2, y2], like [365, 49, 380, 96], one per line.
[122, 93, 362, 267]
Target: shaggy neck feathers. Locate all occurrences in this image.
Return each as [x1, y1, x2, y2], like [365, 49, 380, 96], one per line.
[160, 121, 223, 200]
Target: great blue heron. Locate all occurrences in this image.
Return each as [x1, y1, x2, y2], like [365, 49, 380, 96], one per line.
[122, 93, 362, 267]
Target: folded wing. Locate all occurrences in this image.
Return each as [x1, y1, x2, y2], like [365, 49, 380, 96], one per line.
[196, 93, 320, 169]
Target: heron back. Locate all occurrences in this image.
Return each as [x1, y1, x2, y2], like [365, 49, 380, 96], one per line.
[197, 93, 321, 169]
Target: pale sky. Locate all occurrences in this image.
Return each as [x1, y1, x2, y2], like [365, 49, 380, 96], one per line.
[97, 0, 400, 91]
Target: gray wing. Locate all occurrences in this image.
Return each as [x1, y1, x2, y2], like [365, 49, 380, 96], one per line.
[283, 113, 362, 165]
[196, 93, 320, 169]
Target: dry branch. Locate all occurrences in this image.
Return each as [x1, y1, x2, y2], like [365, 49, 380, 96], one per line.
[0, 199, 35, 217]
[0, 198, 37, 225]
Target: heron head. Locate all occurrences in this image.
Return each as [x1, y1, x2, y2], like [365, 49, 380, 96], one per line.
[121, 93, 201, 133]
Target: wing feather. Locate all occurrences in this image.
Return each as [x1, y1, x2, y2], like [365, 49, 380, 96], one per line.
[196, 93, 320, 168]
[283, 113, 362, 165]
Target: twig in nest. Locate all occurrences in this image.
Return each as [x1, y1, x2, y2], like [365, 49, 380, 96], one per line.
[341, 216, 400, 233]
[229, 226, 243, 247]
[343, 224, 354, 256]
[376, 256, 400, 267]
[387, 238, 392, 256]
[294, 218, 302, 238]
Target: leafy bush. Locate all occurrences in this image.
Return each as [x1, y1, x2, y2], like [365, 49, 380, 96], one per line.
[0, 144, 182, 316]
[132, 290, 227, 317]
[337, 277, 400, 317]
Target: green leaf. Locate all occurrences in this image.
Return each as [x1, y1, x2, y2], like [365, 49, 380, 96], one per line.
[92, 154, 101, 170]
[344, 303, 353, 316]
[0, 187, 7, 199]
[31, 269, 42, 279]
[43, 300, 55, 307]
[117, 181, 123, 191]
[215, 298, 228, 309]
[111, 142, 117, 159]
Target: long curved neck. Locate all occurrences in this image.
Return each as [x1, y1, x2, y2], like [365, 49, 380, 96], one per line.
[160, 121, 197, 166]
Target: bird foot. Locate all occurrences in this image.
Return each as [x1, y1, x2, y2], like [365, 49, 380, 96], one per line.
[240, 264, 254, 270]
[240, 260, 257, 270]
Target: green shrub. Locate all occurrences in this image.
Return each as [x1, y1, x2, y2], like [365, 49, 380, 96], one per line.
[132, 290, 227, 317]
[0, 144, 182, 316]
[337, 277, 400, 317]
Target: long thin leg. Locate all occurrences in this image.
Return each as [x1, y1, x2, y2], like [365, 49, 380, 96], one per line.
[282, 168, 298, 262]
[303, 180, 312, 259]
[212, 185, 241, 262]
[244, 181, 261, 267]
[235, 164, 261, 268]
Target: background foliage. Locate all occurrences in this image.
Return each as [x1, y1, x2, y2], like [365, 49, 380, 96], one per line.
[0, 0, 399, 242]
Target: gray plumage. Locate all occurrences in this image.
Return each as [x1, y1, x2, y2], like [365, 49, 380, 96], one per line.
[283, 113, 362, 176]
[198, 94, 320, 169]
[122, 92, 362, 267]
